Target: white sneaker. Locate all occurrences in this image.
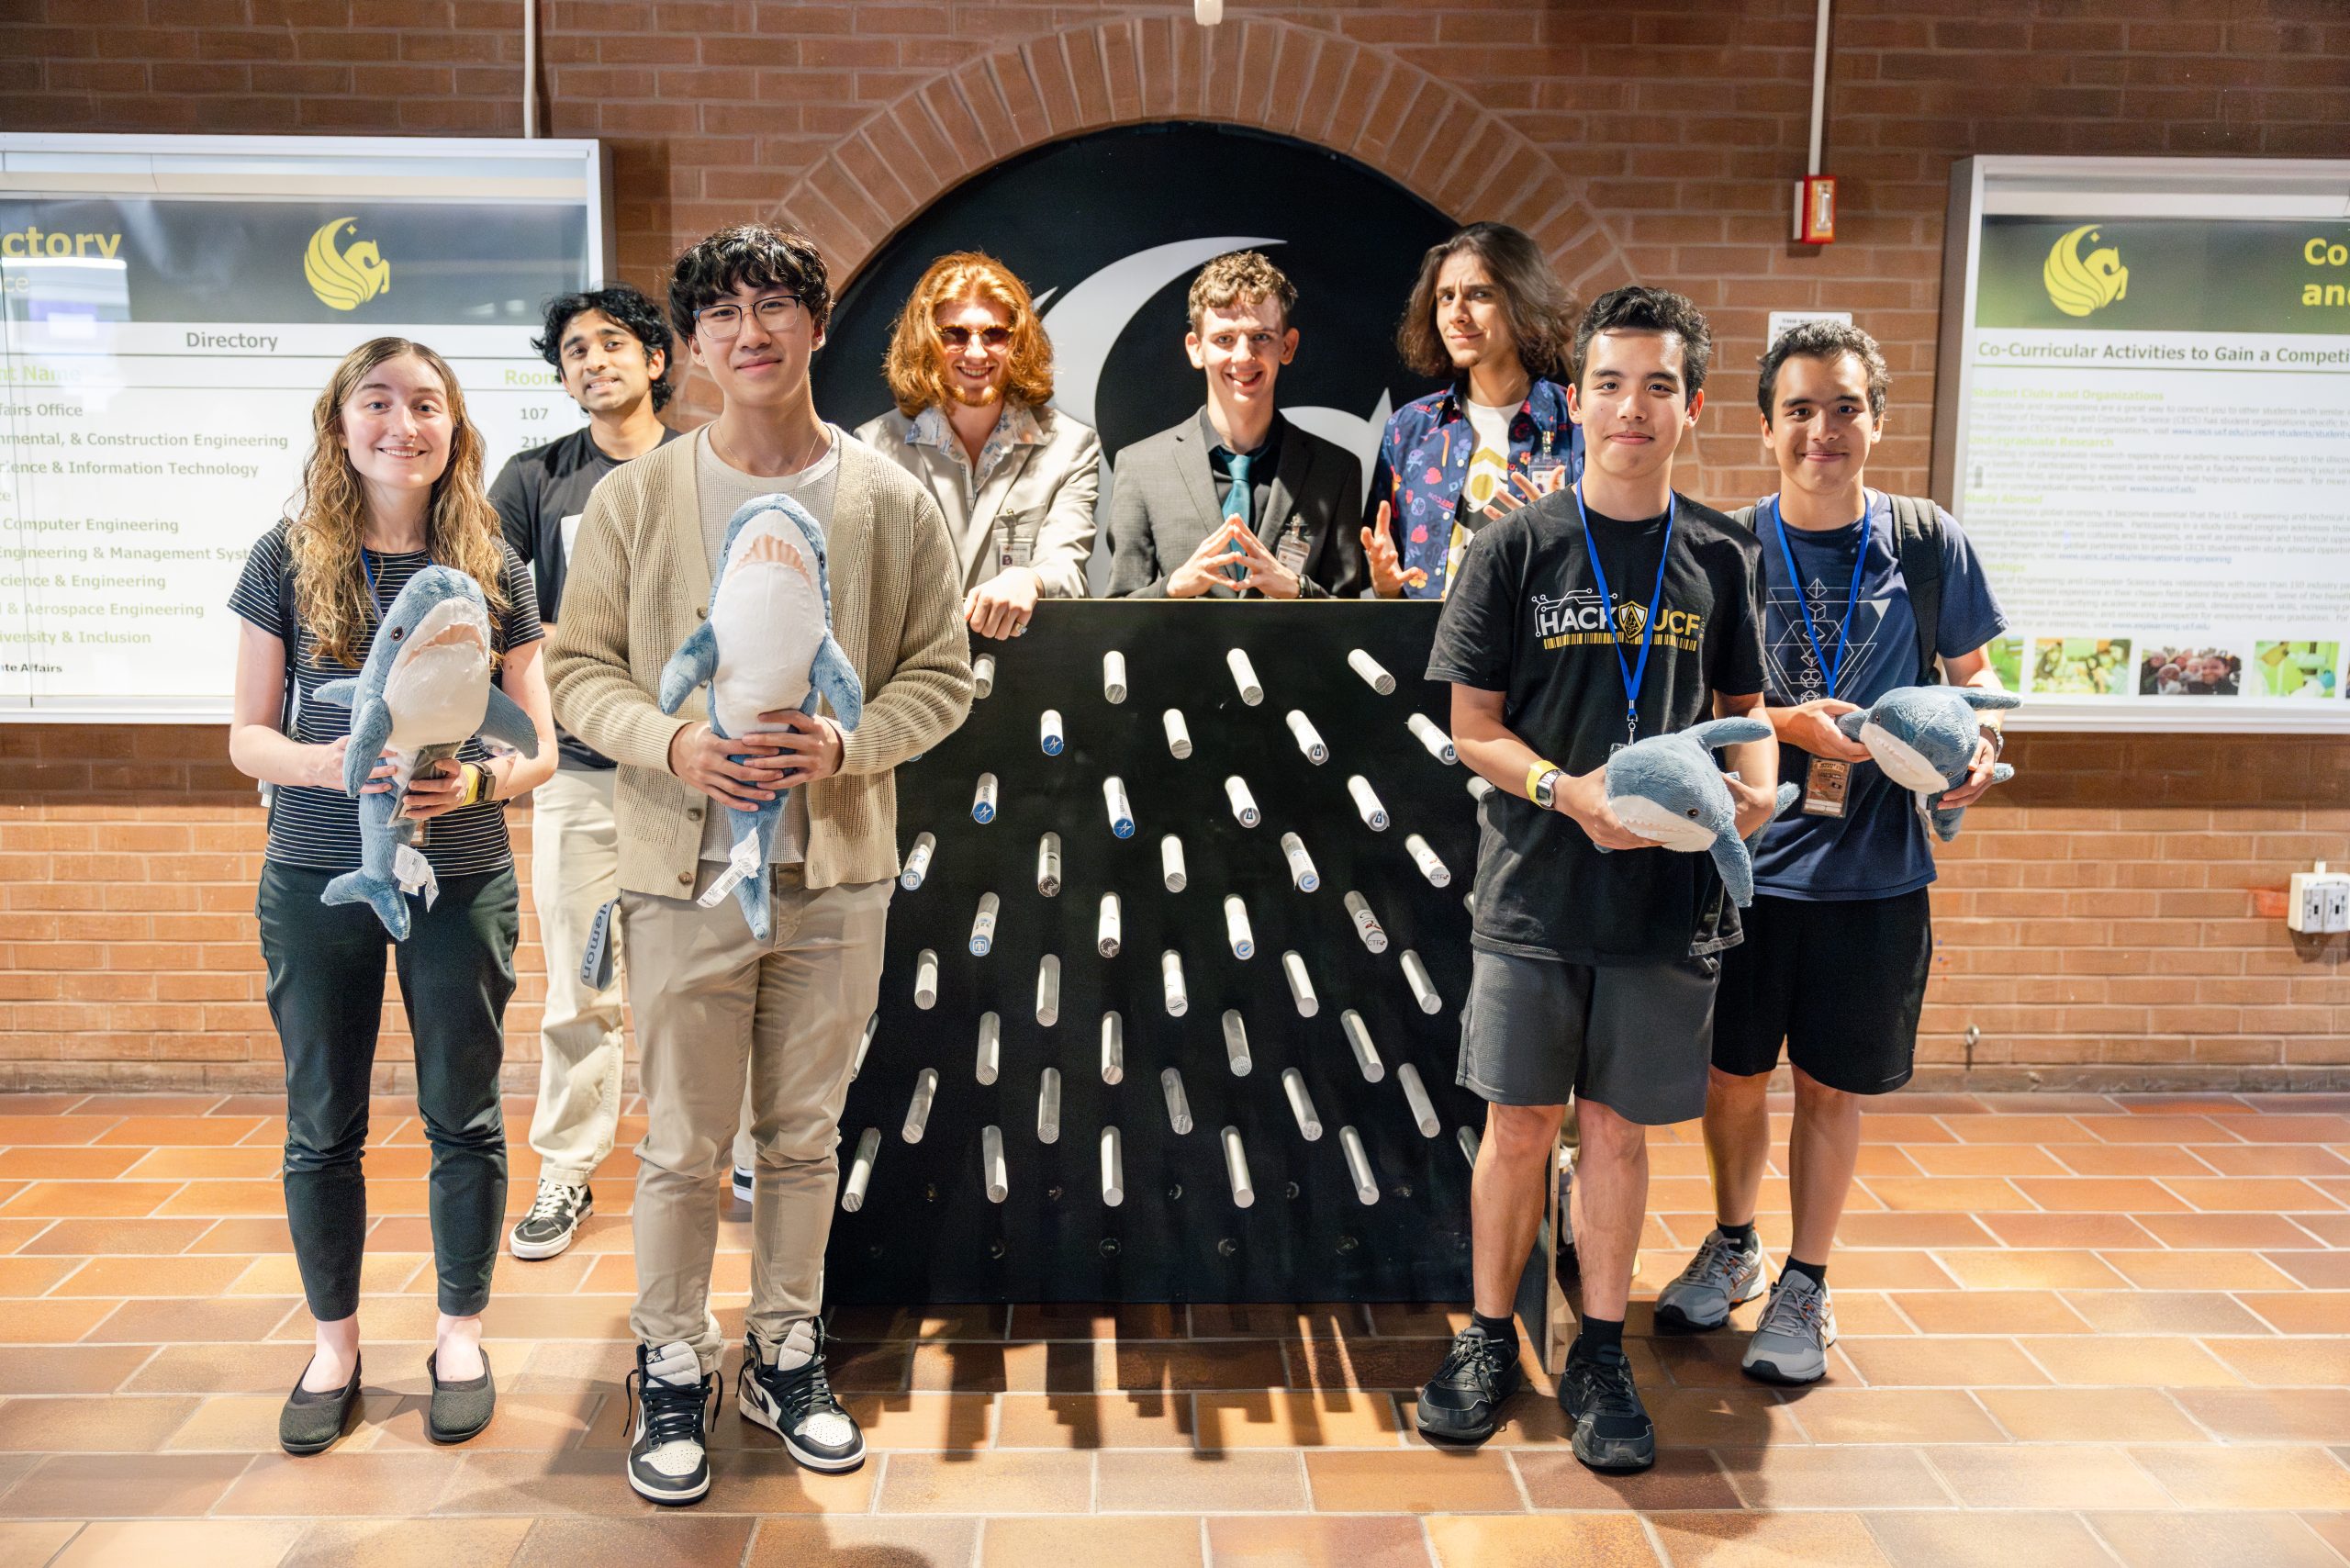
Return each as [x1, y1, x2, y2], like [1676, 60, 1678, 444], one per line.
[731, 1165, 755, 1204]
[508, 1179, 592, 1260]
[625, 1341, 715, 1505]
[738, 1318, 865, 1472]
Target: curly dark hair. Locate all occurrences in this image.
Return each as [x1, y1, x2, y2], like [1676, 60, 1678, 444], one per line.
[1757, 319, 1890, 422]
[532, 285, 676, 411]
[666, 223, 832, 342]
[1395, 222, 1576, 384]
[1572, 285, 1713, 397]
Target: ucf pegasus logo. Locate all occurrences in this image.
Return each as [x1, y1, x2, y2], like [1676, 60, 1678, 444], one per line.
[304, 217, 392, 311]
[2042, 225, 2127, 319]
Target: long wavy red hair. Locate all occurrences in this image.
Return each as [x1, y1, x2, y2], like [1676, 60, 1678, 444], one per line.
[882, 252, 1055, 417]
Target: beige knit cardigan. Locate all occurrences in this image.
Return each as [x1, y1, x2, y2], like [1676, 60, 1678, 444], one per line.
[546, 431, 974, 895]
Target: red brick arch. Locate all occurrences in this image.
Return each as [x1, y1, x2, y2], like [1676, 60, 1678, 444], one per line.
[767, 13, 1632, 298]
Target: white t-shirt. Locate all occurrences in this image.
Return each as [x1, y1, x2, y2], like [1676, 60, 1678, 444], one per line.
[693, 423, 845, 868]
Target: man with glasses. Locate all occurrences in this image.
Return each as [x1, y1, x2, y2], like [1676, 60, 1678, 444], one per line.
[857, 252, 1100, 638]
[549, 223, 972, 1505]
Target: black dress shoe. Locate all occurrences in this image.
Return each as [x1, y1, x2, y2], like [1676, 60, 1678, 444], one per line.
[426, 1348, 496, 1444]
[279, 1353, 363, 1456]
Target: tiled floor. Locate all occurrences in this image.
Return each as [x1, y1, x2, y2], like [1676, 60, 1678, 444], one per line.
[0, 1090, 2344, 1566]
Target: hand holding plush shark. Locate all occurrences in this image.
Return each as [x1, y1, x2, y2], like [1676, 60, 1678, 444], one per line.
[1595, 716, 1801, 907]
[659, 492, 862, 941]
[1834, 685, 2019, 841]
[313, 566, 540, 940]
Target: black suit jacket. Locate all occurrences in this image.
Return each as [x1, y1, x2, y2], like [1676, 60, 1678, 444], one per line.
[1103, 410, 1368, 599]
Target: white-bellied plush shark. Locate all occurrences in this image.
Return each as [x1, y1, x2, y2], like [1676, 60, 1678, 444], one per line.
[659, 492, 862, 941]
[1836, 684, 2019, 841]
[313, 566, 539, 940]
[1595, 716, 1801, 907]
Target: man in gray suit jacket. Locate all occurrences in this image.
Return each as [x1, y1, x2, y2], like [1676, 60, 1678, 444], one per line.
[1104, 252, 1368, 600]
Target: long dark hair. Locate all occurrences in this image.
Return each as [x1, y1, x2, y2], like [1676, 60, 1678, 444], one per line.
[1395, 221, 1577, 385]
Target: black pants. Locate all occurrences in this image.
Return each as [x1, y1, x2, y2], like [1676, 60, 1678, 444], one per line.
[258, 860, 518, 1319]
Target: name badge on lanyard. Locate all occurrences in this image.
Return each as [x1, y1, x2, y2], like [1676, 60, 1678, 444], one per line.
[1768, 497, 1870, 818]
[1275, 519, 1309, 575]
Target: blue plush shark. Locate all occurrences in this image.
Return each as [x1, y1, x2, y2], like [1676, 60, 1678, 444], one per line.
[313, 566, 540, 940]
[659, 492, 863, 941]
[1835, 685, 2019, 841]
[1596, 716, 1801, 907]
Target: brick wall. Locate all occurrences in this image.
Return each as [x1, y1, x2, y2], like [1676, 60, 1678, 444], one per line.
[3, 0, 2348, 1090]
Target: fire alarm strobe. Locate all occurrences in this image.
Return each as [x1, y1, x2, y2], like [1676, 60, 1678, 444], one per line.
[1794, 174, 1837, 244]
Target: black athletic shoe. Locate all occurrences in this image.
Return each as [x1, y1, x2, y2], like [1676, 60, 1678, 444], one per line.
[625, 1340, 717, 1505]
[1413, 1323, 1523, 1444]
[1559, 1343, 1657, 1473]
[731, 1164, 755, 1205]
[509, 1179, 593, 1261]
[738, 1318, 866, 1472]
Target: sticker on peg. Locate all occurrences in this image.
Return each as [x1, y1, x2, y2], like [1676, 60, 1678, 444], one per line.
[1284, 709, 1327, 765]
[1223, 894, 1255, 960]
[1280, 832, 1319, 892]
[900, 832, 935, 891]
[1097, 892, 1122, 958]
[970, 772, 999, 823]
[1038, 708, 1064, 756]
[1035, 833, 1062, 897]
[1224, 775, 1260, 828]
[1404, 834, 1450, 889]
[1102, 775, 1135, 839]
[1346, 774, 1389, 831]
[968, 891, 1000, 956]
[1344, 890, 1389, 954]
[1406, 711, 1458, 766]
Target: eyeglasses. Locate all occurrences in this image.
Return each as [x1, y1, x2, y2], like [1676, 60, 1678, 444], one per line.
[694, 295, 800, 338]
[938, 324, 1013, 351]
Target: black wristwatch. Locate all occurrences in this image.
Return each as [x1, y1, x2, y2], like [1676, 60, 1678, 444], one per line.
[1530, 767, 1564, 812]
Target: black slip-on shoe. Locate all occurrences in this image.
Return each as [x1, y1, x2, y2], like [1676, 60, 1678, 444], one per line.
[279, 1353, 363, 1456]
[426, 1348, 496, 1444]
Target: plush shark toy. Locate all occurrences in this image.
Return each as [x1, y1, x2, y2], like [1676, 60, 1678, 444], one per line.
[314, 566, 540, 940]
[1595, 716, 1801, 907]
[659, 492, 862, 941]
[1835, 685, 2020, 841]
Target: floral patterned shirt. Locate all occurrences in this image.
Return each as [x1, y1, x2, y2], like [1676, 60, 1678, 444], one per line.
[1362, 377, 1582, 600]
[907, 398, 1048, 504]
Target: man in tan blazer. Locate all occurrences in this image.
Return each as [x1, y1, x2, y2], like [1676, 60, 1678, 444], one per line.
[855, 252, 1099, 640]
[548, 223, 971, 1506]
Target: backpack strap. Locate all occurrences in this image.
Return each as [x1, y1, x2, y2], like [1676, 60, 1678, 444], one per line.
[1887, 494, 1945, 685]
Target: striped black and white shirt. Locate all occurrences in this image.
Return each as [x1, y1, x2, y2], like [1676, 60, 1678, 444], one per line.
[229, 522, 544, 877]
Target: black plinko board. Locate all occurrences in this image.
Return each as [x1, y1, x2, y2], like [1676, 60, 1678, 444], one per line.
[822, 602, 1497, 1305]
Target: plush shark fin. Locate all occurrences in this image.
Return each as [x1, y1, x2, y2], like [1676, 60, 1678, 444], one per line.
[1924, 762, 2016, 841]
[810, 634, 863, 731]
[314, 678, 361, 709]
[341, 702, 395, 798]
[1682, 715, 1774, 751]
[1957, 689, 2021, 712]
[658, 622, 720, 715]
[478, 684, 540, 756]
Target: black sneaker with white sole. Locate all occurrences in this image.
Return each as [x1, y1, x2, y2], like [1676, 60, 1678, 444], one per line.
[509, 1179, 593, 1261]
[1558, 1343, 1657, 1473]
[737, 1318, 865, 1472]
[731, 1164, 755, 1204]
[625, 1340, 717, 1505]
[1413, 1323, 1523, 1445]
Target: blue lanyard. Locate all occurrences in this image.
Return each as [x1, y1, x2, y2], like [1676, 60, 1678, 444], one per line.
[1768, 496, 1870, 700]
[1572, 482, 1675, 746]
[359, 548, 387, 623]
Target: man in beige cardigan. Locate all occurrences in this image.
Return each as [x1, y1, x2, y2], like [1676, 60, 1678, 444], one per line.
[549, 223, 971, 1506]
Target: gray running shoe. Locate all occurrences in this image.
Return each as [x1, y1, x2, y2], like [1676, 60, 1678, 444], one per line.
[1652, 1227, 1764, 1333]
[1742, 1271, 1837, 1384]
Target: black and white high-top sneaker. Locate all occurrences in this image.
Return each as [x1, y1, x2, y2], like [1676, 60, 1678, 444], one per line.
[508, 1179, 593, 1261]
[737, 1318, 865, 1472]
[625, 1340, 716, 1505]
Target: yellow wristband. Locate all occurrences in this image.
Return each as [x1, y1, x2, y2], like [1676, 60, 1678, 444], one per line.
[466, 763, 490, 807]
[1526, 759, 1561, 801]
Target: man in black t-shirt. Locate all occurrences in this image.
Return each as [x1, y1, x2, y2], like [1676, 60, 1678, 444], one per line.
[1418, 287, 1776, 1472]
[489, 284, 680, 1263]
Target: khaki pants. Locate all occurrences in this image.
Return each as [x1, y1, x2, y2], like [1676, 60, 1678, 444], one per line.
[622, 861, 891, 1372]
[526, 767, 628, 1186]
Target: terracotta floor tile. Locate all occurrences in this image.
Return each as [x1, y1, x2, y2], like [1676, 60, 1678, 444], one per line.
[1192, 1389, 1401, 1449]
[1891, 1290, 2090, 1335]
[1795, 1250, 1958, 1292]
[430, 1450, 656, 1517]
[876, 1450, 1092, 1514]
[2238, 1292, 2350, 1334]
[2105, 1249, 2300, 1291]
[1189, 1304, 1371, 1339]
[94, 1117, 269, 1148]
[1943, 1114, 2093, 1144]
[48, 1518, 307, 1567]
[751, 1518, 981, 1568]
[1863, 1510, 2113, 1568]
[183, 1217, 295, 1255]
[1303, 1449, 1518, 1513]
[2208, 1337, 2350, 1387]
[1975, 1386, 2204, 1442]
[0, 1149, 147, 1182]
[0, 1257, 77, 1296]
[2137, 1213, 2322, 1250]
[476, 1296, 631, 1341]
[1005, 1303, 1182, 1339]
[507, 1515, 753, 1568]
[1838, 1337, 2049, 1388]
[991, 1390, 1192, 1449]
[2132, 1444, 2350, 1509]
[165, 1393, 326, 1452]
[1718, 1444, 1948, 1509]
[2267, 1251, 2350, 1289]
[18, 1219, 210, 1256]
[2170, 1178, 2341, 1214]
[53, 1256, 254, 1298]
[1099, 1450, 1306, 1511]
[0, 1452, 251, 1518]
[2190, 1145, 2350, 1178]
[836, 1392, 995, 1450]
[232, 1252, 423, 1297]
[2090, 1511, 2344, 1568]
[1360, 1304, 1472, 1338]
[85, 1296, 297, 1343]
[1425, 1512, 1661, 1568]
[2079, 1114, 2239, 1146]
[909, 1339, 1091, 1394]
[217, 1450, 464, 1516]
[2061, 1290, 2274, 1336]
[2049, 1144, 2217, 1177]
[1783, 1388, 2005, 1444]
[1901, 1144, 2070, 1178]
[1977, 1212, 2159, 1249]
[126, 1342, 402, 1396]
[2176, 1388, 2350, 1441]
[0, 1118, 118, 1148]
[701, 1450, 877, 1514]
[0, 1394, 201, 1453]
[0, 1347, 154, 1395]
[1930, 1249, 2125, 1291]
[1203, 1515, 1433, 1568]
[0, 1522, 80, 1566]
[0, 1301, 117, 1344]
[1513, 1448, 1741, 1511]
[1648, 1511, 1892, 1567]
[2300, 1511, 2350, 1562]
[0, 1184, 187, 1220]
[2014, 1178, 2188, 1214]
[1863, 1177, 2032, 1213]
[1926, 1442, 2171, 1508]
[1834, 1213, 1998, 1249]
[1107, 1340, 1289, 1394]
[363, 1384, 601, 1454]
[1627, 1386, 1803, 1450]
[2022, 1335, 2243, 1386]
[981, 1517, 1199, 1568]
[825, 1303, 1007, 1341]
[284, 1517, 533, 1568]
[2224, 1114, 2350, 1142]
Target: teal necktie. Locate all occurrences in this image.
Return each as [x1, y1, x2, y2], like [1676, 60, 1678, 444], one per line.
[1221, 450, 1253, 586]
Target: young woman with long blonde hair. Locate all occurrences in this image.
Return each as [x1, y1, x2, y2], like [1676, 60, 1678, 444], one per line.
[227, 336, 557, 1454]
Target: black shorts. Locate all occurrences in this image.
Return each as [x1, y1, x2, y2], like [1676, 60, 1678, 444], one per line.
[1713, 890, 1931, 1095]
[1456, 948, 1721, 1126]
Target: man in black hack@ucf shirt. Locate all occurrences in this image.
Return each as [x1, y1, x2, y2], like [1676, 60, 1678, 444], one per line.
[1418, 288, 1774, 1470]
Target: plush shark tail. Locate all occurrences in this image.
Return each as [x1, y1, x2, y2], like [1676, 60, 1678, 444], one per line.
[1924, 763, 2016, 842]
[322, 868, 411, 941]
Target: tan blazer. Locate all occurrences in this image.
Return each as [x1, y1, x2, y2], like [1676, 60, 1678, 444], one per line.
[546, 432, 973, 894]
[854, 403, 1102, 599]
